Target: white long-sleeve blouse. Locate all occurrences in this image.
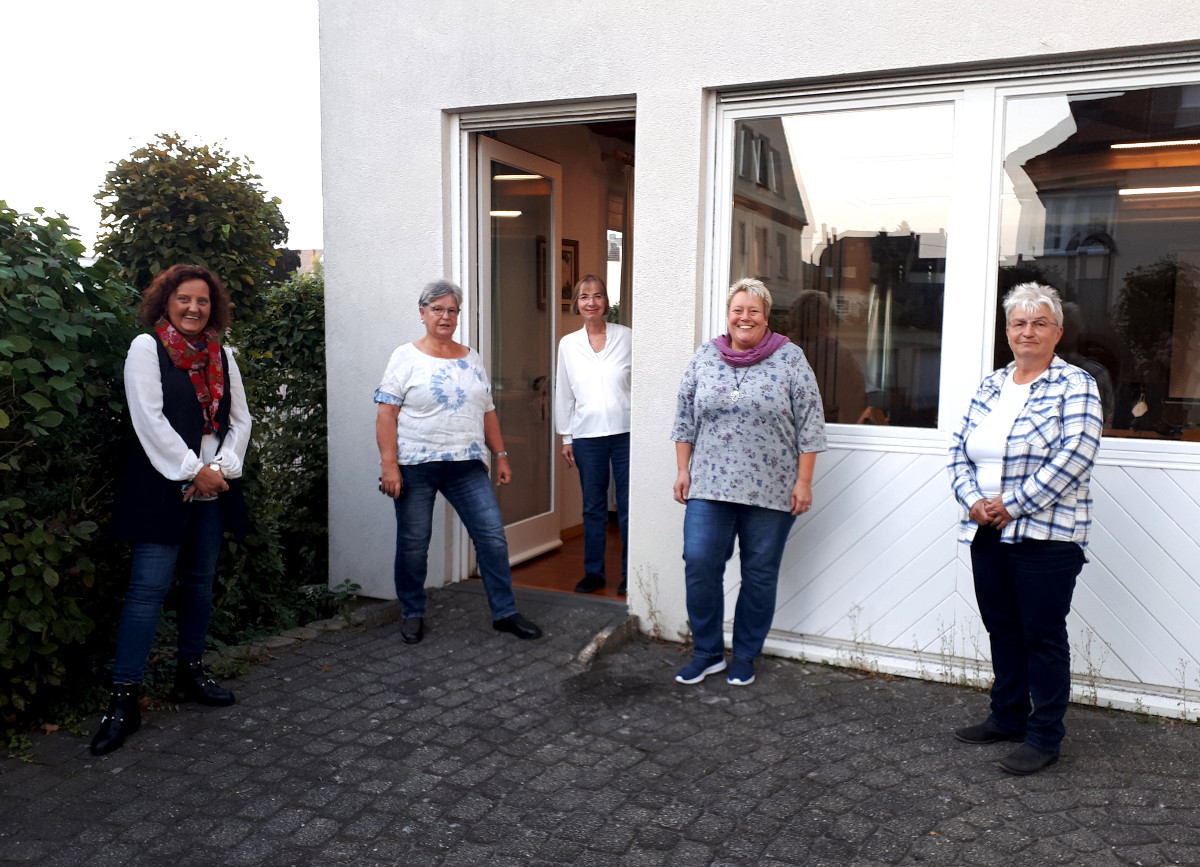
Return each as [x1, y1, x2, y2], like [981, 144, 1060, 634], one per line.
[554, 322, 632, 445]
[124, 332, 252, 481]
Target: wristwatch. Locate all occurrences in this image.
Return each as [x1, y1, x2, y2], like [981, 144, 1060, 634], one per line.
[208, 461, 224, 476]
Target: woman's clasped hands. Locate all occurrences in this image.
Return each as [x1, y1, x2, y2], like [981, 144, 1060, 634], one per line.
[969, 496, 1012, 530]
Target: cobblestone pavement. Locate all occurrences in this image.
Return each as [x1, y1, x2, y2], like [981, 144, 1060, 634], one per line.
[3, 582, 1200, 866]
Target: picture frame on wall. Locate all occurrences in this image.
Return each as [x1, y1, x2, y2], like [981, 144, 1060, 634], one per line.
[561, 238, 579, 301]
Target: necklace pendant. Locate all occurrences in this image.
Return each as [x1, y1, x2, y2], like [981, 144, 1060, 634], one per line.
[731, 389, 740, 403]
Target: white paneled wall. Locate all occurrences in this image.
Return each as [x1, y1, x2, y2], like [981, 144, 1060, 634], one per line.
[723, 446, 1200, 718]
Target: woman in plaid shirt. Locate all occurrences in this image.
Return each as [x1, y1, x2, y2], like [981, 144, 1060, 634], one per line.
[948, 282, 1104, 776]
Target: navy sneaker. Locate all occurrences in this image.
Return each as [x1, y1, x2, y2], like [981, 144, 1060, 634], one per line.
[674, 656, 726, 684]
[727, 657, 755, 686]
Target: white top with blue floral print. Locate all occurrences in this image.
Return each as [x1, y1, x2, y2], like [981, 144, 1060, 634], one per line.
[374, 343, 494, 466]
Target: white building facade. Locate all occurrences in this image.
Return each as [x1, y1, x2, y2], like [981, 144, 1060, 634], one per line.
[320, 2, 1200, 717]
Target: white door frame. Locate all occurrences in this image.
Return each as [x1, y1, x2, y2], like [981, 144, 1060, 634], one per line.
[447, 99, 637, 583]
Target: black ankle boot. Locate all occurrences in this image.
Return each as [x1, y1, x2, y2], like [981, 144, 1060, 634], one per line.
[174, 659, 236, 706]
[90, 684, 141, 756]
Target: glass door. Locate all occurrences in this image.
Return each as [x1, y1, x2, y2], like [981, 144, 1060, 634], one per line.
[477, 138, 563, 563]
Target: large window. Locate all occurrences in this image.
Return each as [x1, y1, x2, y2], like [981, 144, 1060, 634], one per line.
[729, 106, 953, 427]
[722, 67, 1200, 446]
[999, 84, 1200, 440]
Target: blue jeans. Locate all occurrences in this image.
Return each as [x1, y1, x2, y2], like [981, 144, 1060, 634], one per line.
[682, 499, 796, 662]
[571, 433, 630, 581]
[112, 501, 224, 684]
[971, 527, 1084, 753]
[393, 460, 518, 621]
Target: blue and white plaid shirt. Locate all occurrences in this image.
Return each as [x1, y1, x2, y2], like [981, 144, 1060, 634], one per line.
[948, 356, 1103, 549]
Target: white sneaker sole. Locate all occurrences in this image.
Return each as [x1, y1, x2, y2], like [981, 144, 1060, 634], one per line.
[675, 660, 727, 684]
[727, 674, 755, 686]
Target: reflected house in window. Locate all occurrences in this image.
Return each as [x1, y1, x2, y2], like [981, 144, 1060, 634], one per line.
[730, 107, 952, 427]
[731, 118, 810, 312]
[1001, 84, 1200, 437]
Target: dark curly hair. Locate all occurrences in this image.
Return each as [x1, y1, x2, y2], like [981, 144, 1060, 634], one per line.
[138, 264, 231, 333]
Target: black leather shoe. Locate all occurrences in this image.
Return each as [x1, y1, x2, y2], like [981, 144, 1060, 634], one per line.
[998, 744, 1059, 775]
[401, 616, 424, 644]
[953, 721, 1025, 744]
[617, 579, 628, 596]
[174, 660, 236, 706]
[90, 684, 141, 756]
[574, 574, 605, 593]
[493, 612, 543, 640]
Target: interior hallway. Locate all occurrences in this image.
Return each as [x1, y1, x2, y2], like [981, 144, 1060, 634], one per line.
[507, 520, 627, 600]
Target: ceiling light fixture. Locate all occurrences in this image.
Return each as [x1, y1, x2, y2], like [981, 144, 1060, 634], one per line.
[489, 210, 523, 217]
[1118, 185, 1200, 196]
[492, 174, 543, 180]
[1111, 139, 1200, 149]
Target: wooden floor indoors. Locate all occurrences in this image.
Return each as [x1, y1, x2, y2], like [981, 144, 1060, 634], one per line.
[508, 520, 626, 599]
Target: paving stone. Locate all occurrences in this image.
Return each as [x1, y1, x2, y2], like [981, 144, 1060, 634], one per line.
[5, 582, 1200, 866]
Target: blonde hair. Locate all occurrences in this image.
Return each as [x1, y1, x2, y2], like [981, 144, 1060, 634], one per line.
[571, 274, 608, 316]
[727, 278, 772, 315]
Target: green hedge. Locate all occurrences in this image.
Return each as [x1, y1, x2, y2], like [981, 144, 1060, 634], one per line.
[0, 203, 140, 720]
[1, 204, 334, 726]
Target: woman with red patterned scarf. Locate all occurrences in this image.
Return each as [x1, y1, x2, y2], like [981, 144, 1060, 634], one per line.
[92, 264, 252, 756]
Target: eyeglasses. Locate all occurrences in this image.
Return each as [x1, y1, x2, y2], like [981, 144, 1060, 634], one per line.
[1006, 318, 1057, 331]
[426, 305, 460, 318]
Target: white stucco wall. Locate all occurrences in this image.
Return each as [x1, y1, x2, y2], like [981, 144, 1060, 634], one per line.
[320, 1, 1200, 710]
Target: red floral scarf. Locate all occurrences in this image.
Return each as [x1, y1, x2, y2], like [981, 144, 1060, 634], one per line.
[154, 317, 225, 435]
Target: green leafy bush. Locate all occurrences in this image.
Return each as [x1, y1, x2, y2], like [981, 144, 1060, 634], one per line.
[0, 203, 139, 720]
[210, 265, 332, 641]
[3, 134, 335, 727]
[94, 132, 288, 315]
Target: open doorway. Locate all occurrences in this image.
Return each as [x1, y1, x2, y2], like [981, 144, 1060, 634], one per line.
[472, 119, 635, 599]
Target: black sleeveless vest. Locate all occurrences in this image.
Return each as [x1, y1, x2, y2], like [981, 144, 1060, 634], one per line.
[109, 338, 250, 544]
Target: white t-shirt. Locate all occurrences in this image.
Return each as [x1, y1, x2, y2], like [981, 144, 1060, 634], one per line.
[374, 343, 495, 465]
[554, 322, 632, 444]
[965, 370, 1036, 497]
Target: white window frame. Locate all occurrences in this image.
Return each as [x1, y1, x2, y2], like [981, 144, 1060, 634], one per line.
[710, 55, 1200, 469]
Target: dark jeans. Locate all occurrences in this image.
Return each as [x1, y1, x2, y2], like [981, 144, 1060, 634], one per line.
[571, 433, 630, 581]
[971, 527, 1084, 753]
[393, 460, 518, 621]
[682, 498, 795, 662]
[112, 501, 224, 684]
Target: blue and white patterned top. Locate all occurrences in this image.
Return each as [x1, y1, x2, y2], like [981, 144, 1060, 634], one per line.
[948, 356, 1103, 549]
[374, 343, 494, 466]
[671, 341, 827, 513]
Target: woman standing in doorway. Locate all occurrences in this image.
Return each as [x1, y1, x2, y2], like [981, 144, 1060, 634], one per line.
[555, 275, 632, 595]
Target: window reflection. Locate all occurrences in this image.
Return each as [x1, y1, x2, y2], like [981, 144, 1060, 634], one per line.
[999, 84, 1200, 439]
[730, 106, 953, 427]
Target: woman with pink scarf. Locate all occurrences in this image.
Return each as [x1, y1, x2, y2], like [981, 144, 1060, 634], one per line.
[671, 278, 826, 687]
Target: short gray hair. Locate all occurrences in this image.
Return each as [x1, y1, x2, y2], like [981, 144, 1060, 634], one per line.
[418, 279, 463, 309]
[1002, 282, 1063, 327]
[727, 277, 773, 315]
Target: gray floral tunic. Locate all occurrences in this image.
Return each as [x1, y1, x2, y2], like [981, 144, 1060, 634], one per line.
[671, 341, 827, 512]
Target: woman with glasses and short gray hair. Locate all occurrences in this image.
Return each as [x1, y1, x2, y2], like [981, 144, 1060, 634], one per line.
[375, 279, 542, 645]
[948, 282, 1103, 775]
